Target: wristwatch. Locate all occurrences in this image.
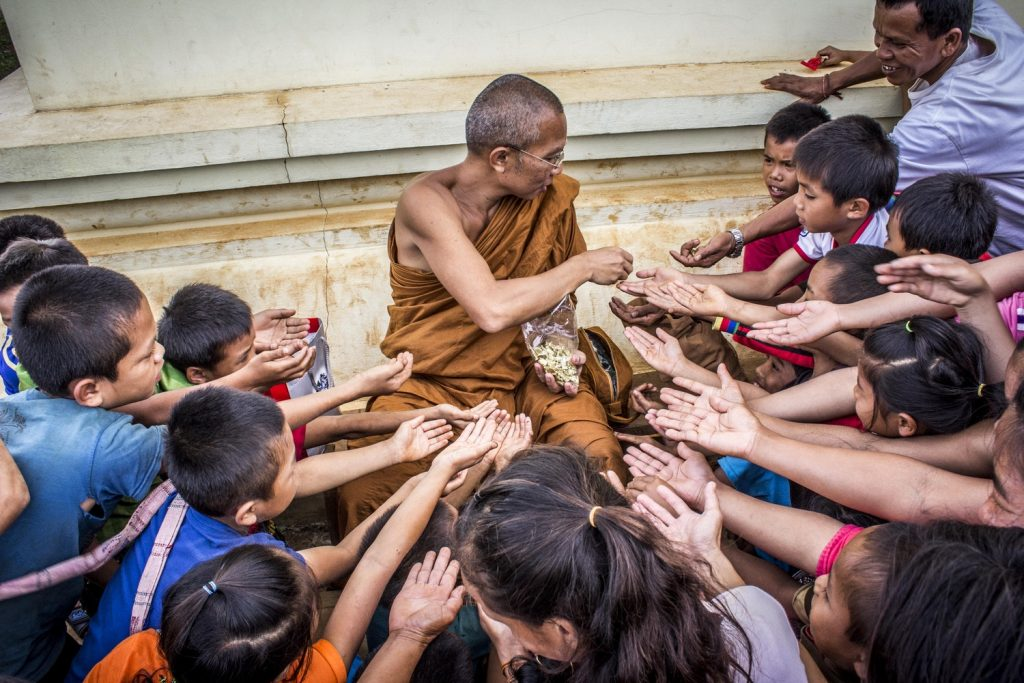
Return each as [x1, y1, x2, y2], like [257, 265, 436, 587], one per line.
[726, 228, 745, 258]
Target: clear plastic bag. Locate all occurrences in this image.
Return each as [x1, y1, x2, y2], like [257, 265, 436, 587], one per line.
[521, 294, 580, 386]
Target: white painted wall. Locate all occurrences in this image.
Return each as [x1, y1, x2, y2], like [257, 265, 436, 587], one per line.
[3, 0, 882, 110]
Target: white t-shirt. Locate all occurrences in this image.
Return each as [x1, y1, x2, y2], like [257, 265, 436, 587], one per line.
[713, 585, 808, 683]
[793, 208, 889, 264]
[891, 0, 1024, 256]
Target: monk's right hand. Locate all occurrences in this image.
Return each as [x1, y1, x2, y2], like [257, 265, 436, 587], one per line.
[582, 246, 634, 285]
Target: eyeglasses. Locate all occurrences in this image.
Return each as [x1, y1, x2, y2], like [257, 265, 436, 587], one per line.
[509, 145, 565, 168]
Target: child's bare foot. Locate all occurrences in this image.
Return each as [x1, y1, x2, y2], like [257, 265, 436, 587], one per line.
[494, 414, 533, 472]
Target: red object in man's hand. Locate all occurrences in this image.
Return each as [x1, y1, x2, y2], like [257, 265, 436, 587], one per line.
[800, 55, 823, 71]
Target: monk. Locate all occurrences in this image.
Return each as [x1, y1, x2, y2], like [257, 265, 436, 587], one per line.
[336, 74, 634, 531]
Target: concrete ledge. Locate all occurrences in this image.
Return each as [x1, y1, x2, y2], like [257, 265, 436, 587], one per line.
[0, 61, 902, 210]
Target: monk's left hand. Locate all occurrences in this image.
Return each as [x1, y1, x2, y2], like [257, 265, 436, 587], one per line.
[534, 350, 586, 396]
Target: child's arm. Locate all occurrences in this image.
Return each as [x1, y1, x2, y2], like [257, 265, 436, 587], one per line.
[321, 418, 498, 669]
[0, 438, 28, 535]
[672, 195, 802, 269]
[278, 353, 414, 429]
[299, 472, 425, 583]
[292, 417, 453, 498]
[723, 546, 800, 620]
[671, 398, 992, 524]
[876, 254, 1015, 382]
[804, 331, 862, 369]
[359, 550, 465, 683]
[745, 366, 857, 421]
[758, 414, 996, 477]
[115, 341, 317, 425]
[621, 250, 808, 304]
[647, 281, 795, 325]
[302, 400, 501, 446]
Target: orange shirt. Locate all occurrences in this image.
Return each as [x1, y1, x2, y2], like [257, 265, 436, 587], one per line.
[85, 629, 347, 682]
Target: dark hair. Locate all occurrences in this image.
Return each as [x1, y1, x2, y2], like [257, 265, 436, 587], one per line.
[358, 502, 457, 608]
[837, 523, 926, 647]
[455, 446, 751, 683]
[355, 631, 474, 683]
[0, 214, 65, 255]
[0, 238, 88, 294]
[465, 74, 564, 155]
[891, 173, 997, 259]
[157, 545, 318, 683]
[820, 245, 897, 306]
[793, 115, 898, 212]
[877, 0, 973, 40]
[166, 387, 286, 517]
[12, 265, 144, 396]
[158, 283, 253, 372]
[865, 522, 1024, 682]
[764, 102, 831, 144]
[861, 316, 992, 434]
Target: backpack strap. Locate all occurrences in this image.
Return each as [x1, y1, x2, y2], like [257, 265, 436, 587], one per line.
[129, 493, 189, 634]
[0, 480, 176, 602]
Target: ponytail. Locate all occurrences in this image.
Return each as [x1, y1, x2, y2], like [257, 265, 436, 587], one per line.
[456, 446, 752, 683]
[861, 316, 994, 434]
[158, 545, 318, 683]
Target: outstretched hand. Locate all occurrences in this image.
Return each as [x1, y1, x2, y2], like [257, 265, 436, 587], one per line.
[387, 417, 453, 465]
[747, 299, 842, 345]
[430, 417, 499, 475]
[874, 254, 990, 307]
[253, 308, 311, 351]
[636, 480, 724, 558]
[357, 352, 414, 396]
[662, 394, 762, 458]
[388, 548, 465, 644]
[241, 340, 316, 388]
[616, 267, 687, 297]
[624, 326, 687, 378]
[609, 297, 665, 327]
[670, 232, 733, 268]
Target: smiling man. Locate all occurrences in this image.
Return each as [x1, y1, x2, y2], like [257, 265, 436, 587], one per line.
[686, 0, 1024, 265]
[335, 74, 634, 530]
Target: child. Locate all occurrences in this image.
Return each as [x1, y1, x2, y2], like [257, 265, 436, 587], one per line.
[883, 172, 998, 260]
[0, 265, 167, 681]
[0, 214, 69, 396]
[157, 282, 485, 452]
[69, 385, 466, 680]
[84, 414, 491, 682]
[621, 114, 898, 304]
[0, 238, 89, 393]
[743, 101, 831, 287]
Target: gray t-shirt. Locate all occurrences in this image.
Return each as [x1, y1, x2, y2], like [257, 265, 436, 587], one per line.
[713, 585, 807, 683]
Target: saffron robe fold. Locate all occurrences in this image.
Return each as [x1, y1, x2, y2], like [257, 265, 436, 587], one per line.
[335, 175, 624, 531]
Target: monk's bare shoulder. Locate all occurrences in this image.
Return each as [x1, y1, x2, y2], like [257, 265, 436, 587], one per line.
[394, 167, 465, 270]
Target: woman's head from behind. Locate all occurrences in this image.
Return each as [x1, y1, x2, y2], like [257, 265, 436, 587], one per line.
[856, 316, 991, 437]
[455, 446, 746, 683]
[159, 544, 318, 683]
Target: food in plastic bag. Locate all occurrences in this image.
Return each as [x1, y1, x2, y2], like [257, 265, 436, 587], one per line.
[522, 295, 580, 387]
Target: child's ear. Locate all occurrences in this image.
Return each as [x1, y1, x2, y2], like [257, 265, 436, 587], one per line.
[70, 377, 105, 408]
[234, 501, 259, 528]
[185, 366, 212, 385]
[845, 197, 869, 221]
[897, 412, 918, 437]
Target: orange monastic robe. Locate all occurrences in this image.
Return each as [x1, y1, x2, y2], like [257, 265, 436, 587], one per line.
[336, 175, 624, 531]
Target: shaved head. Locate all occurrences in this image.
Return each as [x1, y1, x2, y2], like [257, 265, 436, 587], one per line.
[465, 74, 564, 156]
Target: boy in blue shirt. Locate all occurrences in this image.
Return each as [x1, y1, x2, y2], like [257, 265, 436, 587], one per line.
[70, 385, 474, 680]
[0, 265, 168, 680]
